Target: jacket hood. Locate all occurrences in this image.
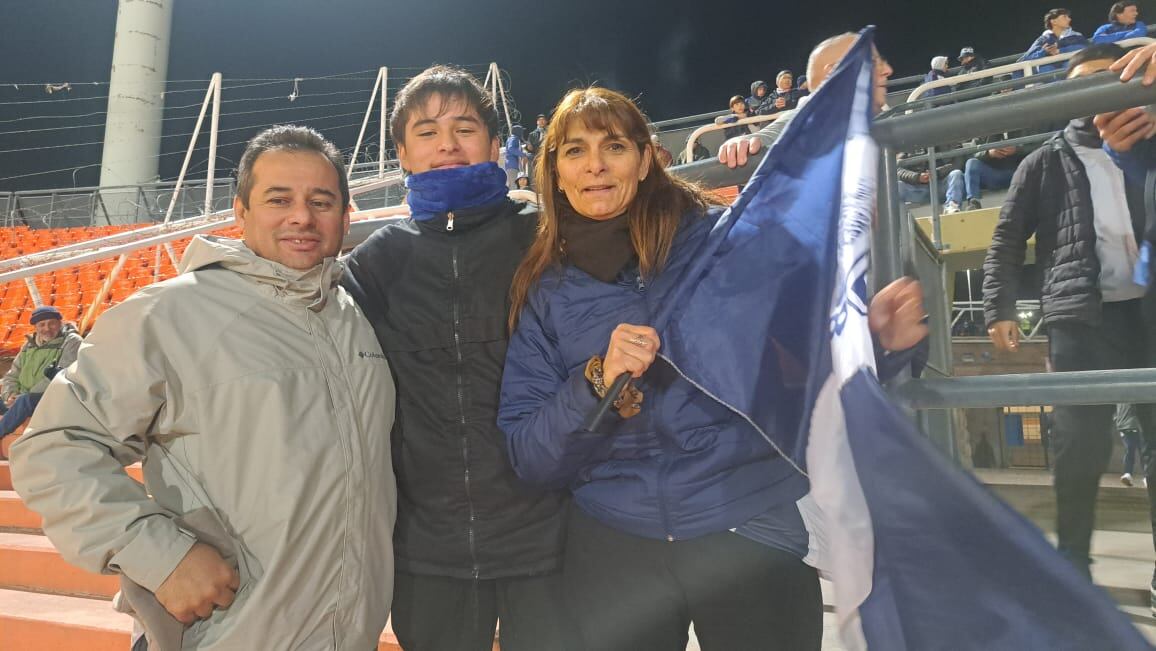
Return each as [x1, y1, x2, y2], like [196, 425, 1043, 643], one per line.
[750, 81, 768, 95]
[179, 235, 342, 312]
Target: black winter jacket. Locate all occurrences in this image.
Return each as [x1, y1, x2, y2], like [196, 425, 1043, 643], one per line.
[983, 131, 1147, 329]
[342, 199, 568, 580]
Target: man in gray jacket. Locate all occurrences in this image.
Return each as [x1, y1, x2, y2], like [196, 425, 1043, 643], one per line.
[11, 125, 397, 650]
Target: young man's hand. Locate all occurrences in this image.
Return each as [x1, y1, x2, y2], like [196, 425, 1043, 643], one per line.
[1112, 42, 1156, 86]
[987, 320, 1020, 351]
[718, 136, 763, 169]
[1093, 107, 1156, 153]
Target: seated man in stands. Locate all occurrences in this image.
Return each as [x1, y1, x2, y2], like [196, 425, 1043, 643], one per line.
[10, 125, 398, 649]
[1093, 1, 1146, 43]
[897, 151, 965, 212]
[984, 43, 1148, 582]
[0, 306, 81, 451]
[767, 70, 799, 113]
[718, 32, 893, 168]
[962, 128, 1028, 210]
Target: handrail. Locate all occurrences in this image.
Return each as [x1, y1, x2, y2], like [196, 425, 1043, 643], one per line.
[895, 131, 1057, 168]
[886, 24, 1156, 88]
[895, 369, 1156, 409]
[905, 37, 1156, 103]
[873, 71, 1156, 151]
[683, 113, 783, 162]
[651, 110, 731, 131]
[880, 69, 1068, 118]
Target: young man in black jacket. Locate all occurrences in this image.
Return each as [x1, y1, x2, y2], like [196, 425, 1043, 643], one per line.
[983, 43, 1150, 580]
[342, 66, 576, 651]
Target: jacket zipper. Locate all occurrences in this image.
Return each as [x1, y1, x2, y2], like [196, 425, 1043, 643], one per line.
[451, 244, 480, 577]
[446, 211, 455, 232]
[632, 272, 672, 540]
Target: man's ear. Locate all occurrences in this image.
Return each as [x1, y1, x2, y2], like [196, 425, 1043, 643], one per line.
[397, 142, 409, 173]
[490, 137, 500, 162]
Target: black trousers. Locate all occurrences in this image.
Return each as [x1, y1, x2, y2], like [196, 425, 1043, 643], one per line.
[1047, 299, 1156, 572]
[391, 569, 581, 651]
[563, 507, 822, 651]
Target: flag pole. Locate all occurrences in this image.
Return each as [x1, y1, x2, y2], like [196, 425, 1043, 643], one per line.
[582, 374, 631, 432]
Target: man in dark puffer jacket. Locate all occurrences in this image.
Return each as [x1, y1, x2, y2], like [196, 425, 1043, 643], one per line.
[984, 44, 1149, 579]
[342, 66, 577, 651]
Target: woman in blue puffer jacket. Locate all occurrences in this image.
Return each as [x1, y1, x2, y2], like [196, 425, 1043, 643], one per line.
[498, 86, 927, 651]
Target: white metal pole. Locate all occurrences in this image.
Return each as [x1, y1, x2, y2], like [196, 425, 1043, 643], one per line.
[204, 72, 223, 215]
[350, 68, 384, 180]
[24, 278, 43, 308]
[494, 64, 514, 134]
[162, 77, 216, 224]
[379, 67, 388, 178]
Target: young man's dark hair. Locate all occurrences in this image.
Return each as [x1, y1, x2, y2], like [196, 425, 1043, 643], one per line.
[1066, 42, 1126, 70]
[1045, 7, 1071, 29]
[1109, 1, 1139, 23]
[389, 65, 500, 148]
[236, 124, 349, 210]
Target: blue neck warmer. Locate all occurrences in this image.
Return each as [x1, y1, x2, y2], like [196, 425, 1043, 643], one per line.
[404, 162, 509, 221]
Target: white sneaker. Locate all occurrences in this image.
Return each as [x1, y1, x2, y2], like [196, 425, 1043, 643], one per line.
[1122, 473, 1134, 486]
[943, 201, 961, 214]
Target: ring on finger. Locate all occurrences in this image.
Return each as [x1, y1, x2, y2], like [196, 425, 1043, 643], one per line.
[629, 334, 648, 347]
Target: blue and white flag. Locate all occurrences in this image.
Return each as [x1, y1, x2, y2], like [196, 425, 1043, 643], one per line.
[657, 27, 1152, 650]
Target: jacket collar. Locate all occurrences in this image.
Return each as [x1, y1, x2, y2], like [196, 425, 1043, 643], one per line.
[179, 235, 342, 312]
[411, 197, 518, 234]
[404, 162, 509, 222]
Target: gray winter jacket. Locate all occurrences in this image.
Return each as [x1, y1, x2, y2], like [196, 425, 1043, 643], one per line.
[11, 236, 397, 650]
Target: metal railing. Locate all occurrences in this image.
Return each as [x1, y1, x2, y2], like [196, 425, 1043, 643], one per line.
[683, 112, 783, 163]
[905, 37, 1155, 103]
[885, 24, 1156, 89]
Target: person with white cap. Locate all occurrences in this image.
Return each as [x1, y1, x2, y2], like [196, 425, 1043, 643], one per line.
[924, 55, 952, 98]
[0, 305, 82, 448]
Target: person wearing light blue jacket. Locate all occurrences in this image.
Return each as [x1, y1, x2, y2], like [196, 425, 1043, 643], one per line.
[1021, 8, 1089, 73]
[1093, 1, 1147, 43]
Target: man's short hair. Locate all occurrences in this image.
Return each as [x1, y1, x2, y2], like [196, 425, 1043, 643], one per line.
[1109, 1, 1139, 22]
[1044, 7, 1071, 30]
[390, 65, 500, 148]
[729, 95, 746, 108]
[236, 125, 349, 210]
[1067, 42, 1126, 71]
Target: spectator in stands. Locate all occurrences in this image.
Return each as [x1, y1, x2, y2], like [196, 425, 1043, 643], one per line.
[1116, 403, 1143, 486]
[515, 173, 531, 189]
[652, 133, 675, 168]
[714, 95, 755, 140]
[747, 80, 773, 115]
[957, 46, 991, 91]
[505, 124, 530, 188]
[719, 32, 894, 168]
[1020, 8, 1089, 73]
[897, 152, 965, 212]
[678, 139, 712, 165]
[796, 74, 810, 97]
[10, 125, 398, 649]
[0, 306, 81, 451]
[984, 43, 1147, 580]
[963, 129, 1029, 210]
[1093, 1, 1147, 43]
[527, 113, 548, 156]
[924, 56, 952, 98]
[341, 66, 579, 651]
[768, 70, 799, 113]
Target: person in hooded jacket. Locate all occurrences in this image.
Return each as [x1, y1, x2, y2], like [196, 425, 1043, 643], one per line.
[924, 56, 952, 98]
[341, 65, 578, 651]
[499, 86, 928, 651]
[746, 80, 773, 115]
[11, 125, 398, 650]
[504, 124, 529, 189]
[1093, 1, 1147, 43]
[767, 70, 800, 114]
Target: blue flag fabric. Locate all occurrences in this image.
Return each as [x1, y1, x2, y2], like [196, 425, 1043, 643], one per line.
[655, 27, 1153, 650]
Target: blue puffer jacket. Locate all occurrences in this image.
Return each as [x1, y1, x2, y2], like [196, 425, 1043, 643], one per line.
[498, 207, 809, 542]
[1020, 29, 1088, 73]
[1092, 21, 1147, 43]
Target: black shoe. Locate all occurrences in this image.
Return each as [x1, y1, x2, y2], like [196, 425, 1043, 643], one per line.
[965, 198, 982, 211]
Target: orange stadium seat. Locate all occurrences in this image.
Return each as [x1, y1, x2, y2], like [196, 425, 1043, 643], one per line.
[0, 223, 244, 356]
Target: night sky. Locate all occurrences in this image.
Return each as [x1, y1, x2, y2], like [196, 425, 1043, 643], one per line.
[0, 0, 1130, 192]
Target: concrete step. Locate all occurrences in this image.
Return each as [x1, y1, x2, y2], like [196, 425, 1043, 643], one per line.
[0, 586, 408, 650]
[0, 587, 132, 651]
[0, 490, 40, 531]
[0, 532, 119, 598]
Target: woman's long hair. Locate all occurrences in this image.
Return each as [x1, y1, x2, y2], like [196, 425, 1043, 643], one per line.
[508, 87, 721, 331]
